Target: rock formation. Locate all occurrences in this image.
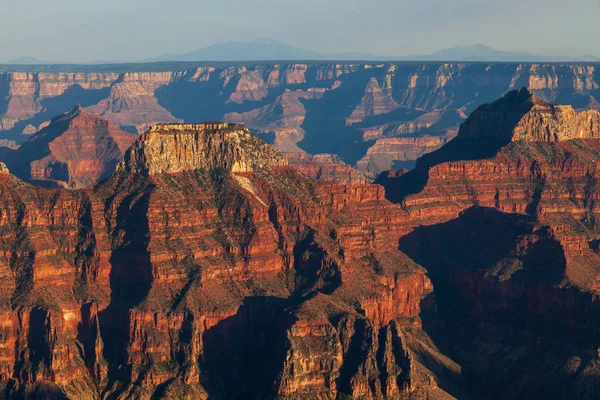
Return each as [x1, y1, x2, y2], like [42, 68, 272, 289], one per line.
[118, 122, 287, 174]
[0, 122, 460, 399]
[85, 81, 182, 133]
[1, 63, 598, 176]
[3, 86, 600, 399]
[0, 105, 135, 188]
[378, 88, 600, 398]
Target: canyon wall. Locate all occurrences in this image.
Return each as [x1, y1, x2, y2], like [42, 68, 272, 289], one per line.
[378, 89, 600, 399]
[0, 123, 461, 399]
[1, 62, 598, 176]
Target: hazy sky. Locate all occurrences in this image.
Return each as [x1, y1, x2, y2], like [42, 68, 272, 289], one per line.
[0, 0, 598, 62]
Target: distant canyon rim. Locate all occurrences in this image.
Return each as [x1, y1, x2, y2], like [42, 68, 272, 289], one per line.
[0, 61, 598, 179]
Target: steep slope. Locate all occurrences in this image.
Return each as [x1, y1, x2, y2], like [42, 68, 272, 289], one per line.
[0, 105, 136, 188]
[378, 88, 600, 399]
[0, 123, 462, 399]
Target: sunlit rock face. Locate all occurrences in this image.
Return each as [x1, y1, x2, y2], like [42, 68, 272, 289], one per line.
[118, 122, 288, 175]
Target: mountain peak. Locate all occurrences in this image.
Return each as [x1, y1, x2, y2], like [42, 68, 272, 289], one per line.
[118, 122, 287, 175]
[254, 37, 279, 45]
[458, 88, 600, 143]
[51, 104, 99, 125]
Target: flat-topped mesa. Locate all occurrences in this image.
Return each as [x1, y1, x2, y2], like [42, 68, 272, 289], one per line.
[459, 87, 600, 143]
[117, 122, 288, 175]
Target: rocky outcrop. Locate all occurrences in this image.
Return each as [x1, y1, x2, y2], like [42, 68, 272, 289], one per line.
[85, 81, 182, 133]
[458, 87, 600, 143]
[118, 123, 287, 174]
[0, 122, 460, 399]
[362, 111, 443, 141]
[0, 105, 135, 188]
[225, 86, 331, 152]
[376, 89, 600, 398]
[347, 69, 400, 125]
[356, 132, 455, 178]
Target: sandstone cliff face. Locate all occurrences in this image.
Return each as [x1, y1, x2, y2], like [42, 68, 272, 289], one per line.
[1, 63, 598, 176]
[118, 122, 287, 175]
[0, 123, 459, 399]
[346, 69, 400, 125]
[356, 132, 456, 178]
[85, 81, 182, 133]
[0, 106, 135, 188]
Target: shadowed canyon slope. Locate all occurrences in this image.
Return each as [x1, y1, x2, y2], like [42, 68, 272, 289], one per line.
[379, 88, 600, 399]
[0, 62, 599, 177]
[0, 122, 462, 399]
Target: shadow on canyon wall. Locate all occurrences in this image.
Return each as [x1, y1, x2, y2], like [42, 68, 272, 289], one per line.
[401, 206, 600, 400]
[3, 85, 111, 141]
[200, 296, 295, 400]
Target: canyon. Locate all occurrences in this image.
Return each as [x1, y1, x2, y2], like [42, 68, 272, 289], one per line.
[0, 62, 598, 178]
[0, 122, 460, 399]
[379, 88, 600, 398]
[2, 87, 600, 399]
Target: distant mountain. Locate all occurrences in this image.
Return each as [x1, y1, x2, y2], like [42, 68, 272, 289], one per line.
[146, 38, 386, 62]
[149, 41, 599, 63]
[405, 44, 600, 62]
[2, 56, 54, 65]
[4, 42, 599, 65]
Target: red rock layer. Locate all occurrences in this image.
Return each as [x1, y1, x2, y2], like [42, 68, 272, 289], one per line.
[0, 124, 457, 399]
[285, 152, 370, 184]
[1, 106, 135, 188]
[377, 89, 600, 398]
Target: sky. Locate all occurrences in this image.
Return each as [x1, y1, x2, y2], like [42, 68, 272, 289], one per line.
[0, 0, 598, 62]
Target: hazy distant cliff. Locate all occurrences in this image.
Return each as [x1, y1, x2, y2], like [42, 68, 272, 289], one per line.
[0, 62, 598, 176]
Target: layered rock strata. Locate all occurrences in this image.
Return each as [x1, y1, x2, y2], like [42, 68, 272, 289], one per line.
[1, 63, 598, 176]
[379, 88, 600, 398]
[0, 105, 135, 188]
[284, 152, 370, 184]
[0, 123, 459, 399]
